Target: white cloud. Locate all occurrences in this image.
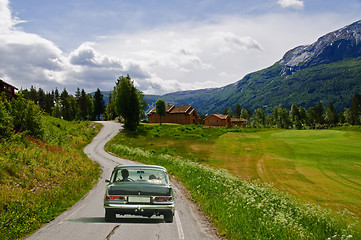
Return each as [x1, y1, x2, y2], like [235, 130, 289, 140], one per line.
[277, 0, 304, 10]
[1, 0, 356, 96]
[207, 31, 262, 55]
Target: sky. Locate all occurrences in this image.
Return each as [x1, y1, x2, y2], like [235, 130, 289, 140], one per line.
[1, 0, 360, 95]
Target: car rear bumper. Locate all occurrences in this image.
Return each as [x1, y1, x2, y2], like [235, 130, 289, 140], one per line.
[104, 203, 175, 212]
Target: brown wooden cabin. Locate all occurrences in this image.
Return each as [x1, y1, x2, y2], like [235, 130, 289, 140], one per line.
[147, 105, 200, 125]
[0, 79, 18, 100]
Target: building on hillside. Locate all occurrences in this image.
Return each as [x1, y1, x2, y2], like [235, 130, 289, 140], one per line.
[0, 79, 18, 100]
[204, 114, 231, 127]
[147, 105, 200, 125]
[231, 118, 247, 127]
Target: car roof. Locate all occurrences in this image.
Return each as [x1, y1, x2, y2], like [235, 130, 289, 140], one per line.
[113, 165, 167, 172]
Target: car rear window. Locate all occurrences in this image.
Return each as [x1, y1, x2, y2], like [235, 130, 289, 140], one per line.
[113, 168, 168, 184]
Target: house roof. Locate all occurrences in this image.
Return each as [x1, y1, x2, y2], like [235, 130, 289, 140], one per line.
[205, 114, 229, 120]
[231, 118, 247, 122]
[147, 105, 198, 117]
[171, 106, 192, 113]
[0, 79, 18, 90]
[147, 104, 174, 115]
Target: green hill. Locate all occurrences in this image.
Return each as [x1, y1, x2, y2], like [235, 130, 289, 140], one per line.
[144, 57, 361, 114]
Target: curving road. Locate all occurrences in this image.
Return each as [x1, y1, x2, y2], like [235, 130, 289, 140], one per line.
[26, 121, 219, 240]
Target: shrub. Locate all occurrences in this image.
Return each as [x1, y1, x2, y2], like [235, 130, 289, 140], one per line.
[0, 102, 13, 139]
[9, 95, 44, 138]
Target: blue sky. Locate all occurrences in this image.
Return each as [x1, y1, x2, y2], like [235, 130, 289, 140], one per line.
[1, 0, 361, 94]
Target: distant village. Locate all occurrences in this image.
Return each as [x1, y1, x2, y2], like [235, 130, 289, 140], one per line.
[147, 104, 247, 127]
[0, 79, 246, 128]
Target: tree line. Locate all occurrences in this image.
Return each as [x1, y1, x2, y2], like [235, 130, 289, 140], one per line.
[20, 86, 105, 121]
[2, 73, 361, 139]
[17, 75, 145, 131]
[222, 93, 361, 129]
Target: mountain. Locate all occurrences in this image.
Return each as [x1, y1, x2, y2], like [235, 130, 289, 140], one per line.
[280, 20, 361, 75]
[145, 20, 361, 114]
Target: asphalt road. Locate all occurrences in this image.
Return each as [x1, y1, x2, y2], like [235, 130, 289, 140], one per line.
[25, 121, 219, 240]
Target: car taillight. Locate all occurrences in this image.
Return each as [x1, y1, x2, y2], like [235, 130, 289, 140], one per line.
[153, 196, 172, 202]
[106, 195, 126, 201]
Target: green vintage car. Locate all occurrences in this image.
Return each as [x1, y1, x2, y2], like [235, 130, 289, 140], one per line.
[104, 165, 175, 223]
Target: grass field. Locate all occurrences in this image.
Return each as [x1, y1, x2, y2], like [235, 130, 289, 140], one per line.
[0, 116, 102, 240]
[110, 124, 361, 219]
[207, 130, 361, 218]
[107, 124, 361, 239]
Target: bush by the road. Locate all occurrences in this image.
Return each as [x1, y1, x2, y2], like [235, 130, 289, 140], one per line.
[0, 116, 102, 240]
[0, 94, 43, 139]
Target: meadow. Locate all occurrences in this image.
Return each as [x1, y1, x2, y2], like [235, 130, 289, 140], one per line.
[107, 124, 361, 239]
[0, 116, 102, 240]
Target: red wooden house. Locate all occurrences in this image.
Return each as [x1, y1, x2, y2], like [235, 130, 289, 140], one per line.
[204, 114, 231, 127]
[147, 105, 200, 125]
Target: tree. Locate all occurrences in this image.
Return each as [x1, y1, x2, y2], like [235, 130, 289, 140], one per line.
[9, 95, 43, 138]
[344, 108, 352, 125]
[138, 90, 147, 120]
[240, 108, 250, 122]
[234, 104, 241, 118]
[155, 99, 166, 125]
[77, 89, 93, 120]
[104, 92, 116, 120]
[253, 108, 265, 127]
[325, 102, 338, 127]
[0, 96, 13, 139]
[271, 106, 291, 129]
[44, 91, 55, 114]
[350, 93, 361, 125]
[114, 75, 141, 131]
[94, 88, 105, 120]
[226, 108, 233, 118]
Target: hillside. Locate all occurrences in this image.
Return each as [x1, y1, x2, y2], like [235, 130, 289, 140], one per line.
[144, 20, 361, 114]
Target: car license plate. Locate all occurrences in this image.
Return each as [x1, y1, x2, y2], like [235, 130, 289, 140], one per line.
[128, 196, 150, 203]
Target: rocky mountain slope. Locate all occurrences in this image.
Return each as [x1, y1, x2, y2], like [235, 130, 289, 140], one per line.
[145, 20, 361, 114]
[280, 20, 361, 75]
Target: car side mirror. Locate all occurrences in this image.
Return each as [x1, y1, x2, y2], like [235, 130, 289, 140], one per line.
[105, 179, 110, 183]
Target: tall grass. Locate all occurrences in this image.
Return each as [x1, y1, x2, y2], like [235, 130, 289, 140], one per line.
[107, 143, 360, 239]
[0, 116, 102, 240]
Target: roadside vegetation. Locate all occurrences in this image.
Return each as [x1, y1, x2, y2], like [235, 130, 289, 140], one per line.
[0, 95, 101, 240]
[106, 124, 361, 239]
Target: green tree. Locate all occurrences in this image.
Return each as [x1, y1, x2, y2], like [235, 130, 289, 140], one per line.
[114, 75, 141, 131]
[240, 108, 250, 122]
[52, 100, 62, 118]
[94, 88, 105, 120]
[77, 89, 92, 120]
[105, 92, 116, 120]
[234, 104, 241, 118]
[155, 99, 166, 125]
[9, 95, 43, 138]
[44, 91, 55, 114]
[344, 108, 352, 125]
[350, 93, 361, 125]
[0, 97, 13, 139]
[138, 90, 147, 120]
[253, 108, 265, 128]
[37, 88, 46, 111]
[325, 102, 338, 127]
[60, 88, 70, 120]
[272, 106, 291, 129]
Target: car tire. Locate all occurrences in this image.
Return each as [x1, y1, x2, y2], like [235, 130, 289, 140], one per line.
[105, 209, 116, 222]
[164, 212, 174, 223]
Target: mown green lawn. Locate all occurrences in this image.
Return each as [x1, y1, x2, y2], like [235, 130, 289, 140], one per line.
[208, 130, 361, 218]
[111, 124, 361, 219]
[107, 124, 361, 239]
